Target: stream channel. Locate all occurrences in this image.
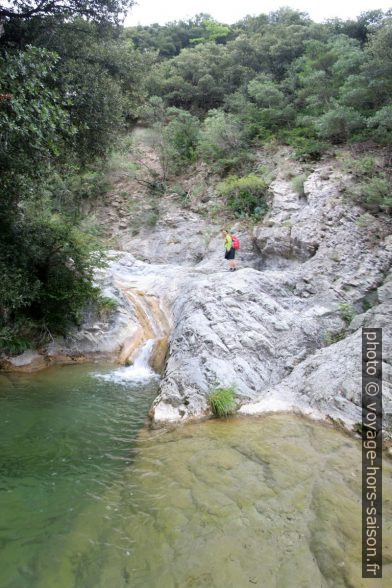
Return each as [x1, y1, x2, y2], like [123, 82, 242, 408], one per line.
[0, 347, 391, 588]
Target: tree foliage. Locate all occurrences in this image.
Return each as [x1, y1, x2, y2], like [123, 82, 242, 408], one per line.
[141, 9, 392, 152]
[0, 4, 143, 352]
[0, 0, 134, 23]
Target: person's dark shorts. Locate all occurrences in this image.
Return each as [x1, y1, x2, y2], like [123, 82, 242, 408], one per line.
[225, 247, 235, 260]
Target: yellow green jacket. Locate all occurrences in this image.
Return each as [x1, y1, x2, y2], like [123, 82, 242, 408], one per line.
[224, 234, 233, 251]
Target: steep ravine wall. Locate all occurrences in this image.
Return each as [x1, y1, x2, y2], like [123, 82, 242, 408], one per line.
[148, 166, 392, 433]
[2, 163, 391, 437]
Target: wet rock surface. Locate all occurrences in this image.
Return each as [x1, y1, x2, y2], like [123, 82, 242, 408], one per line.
[0, 351, 48, 372]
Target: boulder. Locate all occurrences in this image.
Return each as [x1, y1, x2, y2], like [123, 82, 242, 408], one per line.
[0, 351, 47, 373]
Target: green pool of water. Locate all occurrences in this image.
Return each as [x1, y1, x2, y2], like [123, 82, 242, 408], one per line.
[0, 364, 159, 588]
[0, 366, 391, 587]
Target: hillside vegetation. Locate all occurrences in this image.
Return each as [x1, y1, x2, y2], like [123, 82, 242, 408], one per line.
[1, 4, 391, 352]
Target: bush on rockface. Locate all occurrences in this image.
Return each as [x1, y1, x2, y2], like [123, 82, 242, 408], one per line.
[161, 108, 200, 173]
[291, 174, 308, 196]
[197, 110, 250, 172]
[360, 177, 392, 212]
[339, 154, 391, 215]
[217, 174, 269, 218]
[367, 105, 392, 145]
[282, 127, 330, 161]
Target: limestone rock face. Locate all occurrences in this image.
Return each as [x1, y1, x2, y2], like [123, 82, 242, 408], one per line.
[47, 253, 173, 366]
[150, 165, 392, 427]
[240, 270, 392, 431]
[5, 162, 391, 432]
[150, 267, 339, 422]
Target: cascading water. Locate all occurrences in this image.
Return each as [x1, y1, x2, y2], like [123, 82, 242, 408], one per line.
[96, 339, 159, 384]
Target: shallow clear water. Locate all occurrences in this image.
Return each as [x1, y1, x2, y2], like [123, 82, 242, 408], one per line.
[0, 367, 391, 588]
[0, 364, 159, 588]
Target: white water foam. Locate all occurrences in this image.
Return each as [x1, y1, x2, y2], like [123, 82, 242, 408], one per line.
[94, 340, 159, 384]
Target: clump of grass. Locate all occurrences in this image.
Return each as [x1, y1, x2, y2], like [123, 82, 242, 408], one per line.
[356, 213, 374, 228]
[97, 296, 118, 318]
[291, 174, 308, 196]
[339, 302, 355, 324]
[142, 209, 160, 227]
[208, 386, 236, 418]
[107, 152, 139, 175]
[324, 329, 347, 346]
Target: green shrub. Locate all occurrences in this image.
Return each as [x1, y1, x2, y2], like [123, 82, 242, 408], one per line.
[316, 106, 364, 143]
[291, 174, 308, 196]
[360, 177, 392, 212]
[340, 155, 391, 213]
[339, 303, 355, 324]
[137, 95, 166, 125]
[143, 209, 160, 226]
[217, 174, 269, 218]
[197, 110, 246, 171]
[0, 212, 103, 346]
[97, 296, 118, 318]
[247, 77, 286, 108]
[351, 156, 377, 177]
[0, 323, 35, 355]
[208, 386, 236, 418]
[161, 108, 200, 173]
[367, 105, 392, 145]
[356, 213, 374, 227]
[294, 138, 329, 161]
[283, 128, 329, 161]
[148, 179, 167, 196]
[339, 155, 377, 178]
[43, 168, 110, 214]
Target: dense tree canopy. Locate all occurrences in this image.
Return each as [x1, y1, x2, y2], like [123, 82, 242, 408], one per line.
[140, 9, 392, 150]
[0, 0, 134, 23]
[0, 1, 143, 351]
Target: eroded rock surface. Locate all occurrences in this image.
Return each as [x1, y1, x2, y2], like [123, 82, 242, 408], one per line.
[150, 165, 392, 428]
[0, 351, 48, 372]
[6, 161, 391, 431]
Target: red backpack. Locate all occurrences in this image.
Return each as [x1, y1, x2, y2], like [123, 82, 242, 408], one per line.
[231, 235, 240, 249]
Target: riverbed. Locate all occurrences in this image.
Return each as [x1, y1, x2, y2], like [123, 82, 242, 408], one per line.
[0, 365, 391, 587]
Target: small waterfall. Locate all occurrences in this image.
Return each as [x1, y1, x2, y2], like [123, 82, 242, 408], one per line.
[132, 339, 155, 370]
[95, 339, 159, 384]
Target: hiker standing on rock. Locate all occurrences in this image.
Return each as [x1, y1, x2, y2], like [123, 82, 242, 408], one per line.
[222, 229, 239, 271]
